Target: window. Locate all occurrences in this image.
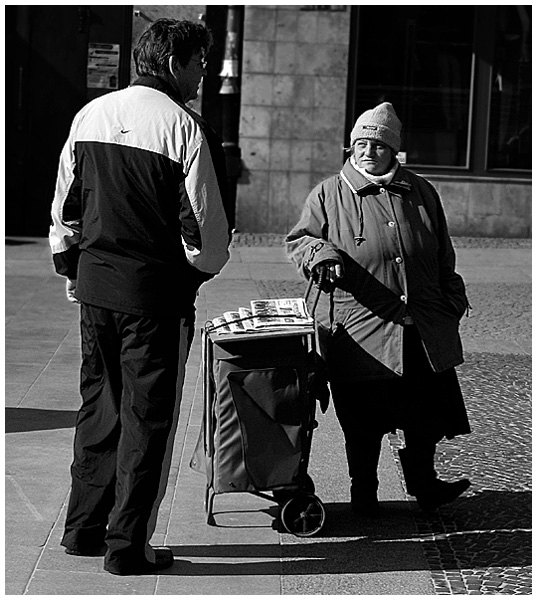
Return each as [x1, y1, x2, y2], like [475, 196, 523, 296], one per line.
[352, 6, 475, 168]
[487, 5, 531, 170]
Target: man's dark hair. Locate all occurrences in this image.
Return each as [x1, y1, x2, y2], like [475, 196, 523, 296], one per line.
[133, 18, 213, 77]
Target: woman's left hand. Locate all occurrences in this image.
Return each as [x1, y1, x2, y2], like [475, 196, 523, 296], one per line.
[313, 260, 343, 291]
[324, 261, 343, 284]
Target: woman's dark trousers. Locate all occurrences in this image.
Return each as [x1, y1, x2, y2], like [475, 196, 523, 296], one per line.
[332, 396, 442, 507]
[60, 303, 193, 572]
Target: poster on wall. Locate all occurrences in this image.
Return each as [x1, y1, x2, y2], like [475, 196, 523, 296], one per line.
[87, 43, 120, 89]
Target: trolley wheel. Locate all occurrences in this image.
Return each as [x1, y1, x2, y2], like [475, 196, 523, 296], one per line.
[280, 493, 326, 537]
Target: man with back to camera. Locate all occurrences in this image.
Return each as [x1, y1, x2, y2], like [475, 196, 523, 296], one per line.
[49, 19, 231, 576]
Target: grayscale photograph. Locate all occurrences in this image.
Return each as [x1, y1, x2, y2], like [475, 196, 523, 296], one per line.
[5, 4, 531, 595]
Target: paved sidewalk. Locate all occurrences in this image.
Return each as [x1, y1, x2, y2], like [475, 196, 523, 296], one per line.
[5, 236, 531, 595]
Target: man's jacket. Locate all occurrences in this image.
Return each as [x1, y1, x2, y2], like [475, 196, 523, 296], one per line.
[49, 77, 231, 318]
[286, 159, 470, 381]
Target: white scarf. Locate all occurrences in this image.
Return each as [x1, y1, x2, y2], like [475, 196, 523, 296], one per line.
[351, 156, 399, 186]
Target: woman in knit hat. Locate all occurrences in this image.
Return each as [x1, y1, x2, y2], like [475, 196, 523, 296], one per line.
[286, 102, 471, 516]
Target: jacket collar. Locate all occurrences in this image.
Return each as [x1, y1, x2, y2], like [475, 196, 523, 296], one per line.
[340, 159, 412, 195]
[131, 75, 186, 105]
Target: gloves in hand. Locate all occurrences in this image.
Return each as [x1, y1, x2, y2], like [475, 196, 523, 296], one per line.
[312, 261, 343, 293]
[66, 279, 79, 304]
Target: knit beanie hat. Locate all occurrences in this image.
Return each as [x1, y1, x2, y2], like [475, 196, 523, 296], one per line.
[350, 102, 402, 152]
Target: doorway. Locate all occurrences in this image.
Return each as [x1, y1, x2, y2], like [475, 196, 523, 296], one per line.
[5, 6, 132, 236]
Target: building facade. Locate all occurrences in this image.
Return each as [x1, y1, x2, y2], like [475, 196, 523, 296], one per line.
[234, 5, 531, 238]
[6, 5, 531, 238]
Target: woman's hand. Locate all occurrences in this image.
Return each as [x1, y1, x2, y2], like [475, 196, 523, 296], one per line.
[313, 260, 343, 291]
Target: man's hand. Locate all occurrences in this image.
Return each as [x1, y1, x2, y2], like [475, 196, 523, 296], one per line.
[66, 279, 79, 303]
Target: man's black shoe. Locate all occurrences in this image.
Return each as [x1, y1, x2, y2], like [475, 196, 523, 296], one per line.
[64, 544, 107, 557]
[415, 478, 471, 512]
[104, 547, 174, 576]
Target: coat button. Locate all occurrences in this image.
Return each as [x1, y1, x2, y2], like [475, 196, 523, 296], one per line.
[379, 187, 386, 193]
[400, 294, 407, 302]
[395, 256, 403, 264]
[388, 221, 396, 227]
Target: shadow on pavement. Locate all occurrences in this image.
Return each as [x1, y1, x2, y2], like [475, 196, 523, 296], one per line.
[5, 407, 77, 433]
[164, 492, 530, 576]
[5, 238, 37, 246]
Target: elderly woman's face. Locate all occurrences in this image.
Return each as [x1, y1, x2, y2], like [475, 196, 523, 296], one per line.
[354, 139, 393, 175]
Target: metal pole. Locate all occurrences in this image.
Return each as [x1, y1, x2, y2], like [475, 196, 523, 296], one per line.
[219, 5, 243, 228]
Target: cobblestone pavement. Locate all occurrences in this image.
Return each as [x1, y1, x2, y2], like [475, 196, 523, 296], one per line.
[254, 271, 531, 595]
[389, 351, 531, 594]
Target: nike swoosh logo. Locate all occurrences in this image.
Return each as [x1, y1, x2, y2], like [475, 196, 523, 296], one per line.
[120, 129, 131, 134]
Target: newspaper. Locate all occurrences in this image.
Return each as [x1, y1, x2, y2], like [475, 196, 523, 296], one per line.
[250, 298, 312, 328]
[208, 298, 312, 334]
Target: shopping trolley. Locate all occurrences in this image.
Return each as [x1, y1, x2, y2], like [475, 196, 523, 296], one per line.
[190, 275, 327, 537]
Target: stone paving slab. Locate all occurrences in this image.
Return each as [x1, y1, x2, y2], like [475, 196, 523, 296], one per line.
[4, 236, 532, 595]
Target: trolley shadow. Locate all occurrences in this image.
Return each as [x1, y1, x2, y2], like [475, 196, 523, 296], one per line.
[167, 491, 530, 576]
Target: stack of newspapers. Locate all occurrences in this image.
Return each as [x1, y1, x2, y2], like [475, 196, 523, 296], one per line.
[208, 298, 313, 334]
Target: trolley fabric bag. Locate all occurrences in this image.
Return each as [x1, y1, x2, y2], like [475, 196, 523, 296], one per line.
[190, 328, 326, 536]
[209, 335, 311, 493]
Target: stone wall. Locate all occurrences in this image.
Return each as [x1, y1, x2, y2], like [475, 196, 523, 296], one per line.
[429, 177, 532, 239]
[235, 5, 351, 233]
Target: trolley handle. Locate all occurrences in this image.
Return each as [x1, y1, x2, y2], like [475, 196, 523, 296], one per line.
[305, 265, 327, 319]
[304, 265, 330, 414]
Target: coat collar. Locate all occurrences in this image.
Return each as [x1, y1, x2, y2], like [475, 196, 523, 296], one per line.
[131, 75, 187, 105]
[340, 159, 412, 195]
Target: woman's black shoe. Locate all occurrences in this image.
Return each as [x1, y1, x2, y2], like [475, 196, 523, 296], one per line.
[415, 478, 471, 512]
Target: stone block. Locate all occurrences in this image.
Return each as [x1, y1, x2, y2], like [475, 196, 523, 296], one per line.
[268, 171, 291, 232]
[239, 106, 272, 138]
[312, 140, 344, 172]
[290, 108, 315, 140]
[274, 42, 297, 74]
[297, 11, 318, 42]
[316, 10, 351, 44]
[290, 140, 312, 171]
[242, 40, 275, 74]
[294, 76, 316, 107]
[272, 74, 315, 108]
[314, 76, 347, 108]
[500, 182, 532, 218]
[289, 172, 312, 214]
[241, 74, 274, 106]
[296, 43, 348, 76]
[435, 180, 470, 215]
[244, 6, 277, 41]
[469, 182, 502, 216]
[241, 137, 270, 171]
[272, 75, 295, 106]
[313, 107, 345, 142]
[236, 170, 270, 232]
[270, 107, 294, 139]
[270, 139, 292, 170]
[275, 8, 299, 41]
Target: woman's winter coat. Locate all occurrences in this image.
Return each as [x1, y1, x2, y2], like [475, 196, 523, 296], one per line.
[286, 159, 470, 383]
